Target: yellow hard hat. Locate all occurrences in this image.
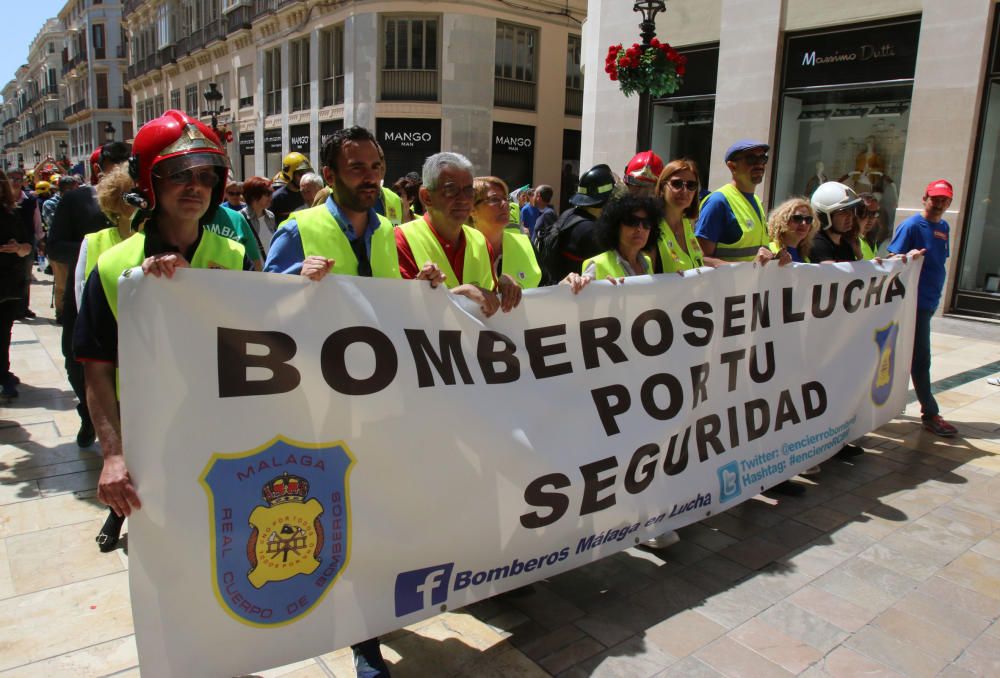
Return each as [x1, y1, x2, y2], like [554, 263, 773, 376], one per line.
[280, 152, 313, 183]
[34, 180, 52, 196]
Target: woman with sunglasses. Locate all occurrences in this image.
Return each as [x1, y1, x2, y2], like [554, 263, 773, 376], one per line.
[580, 194, 662, 280]
[469, 176, 542, 289]
[652, 159, 707, 274]
[766, 198, 819, 263]
[809, 182, 864, 263]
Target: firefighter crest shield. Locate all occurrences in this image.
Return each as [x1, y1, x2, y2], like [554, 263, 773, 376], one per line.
[200, 436, 354, 627]
[871, 322, 899, 406]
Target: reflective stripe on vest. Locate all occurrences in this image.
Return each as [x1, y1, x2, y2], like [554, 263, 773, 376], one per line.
[709, 184, 768, 261]
[380, 187, 403, 226]
[97, 230, 245, 320]
[582, 249, 652, 279]
[84, 227, 126, 278]
[657, 217, 704, 273]
[293, 204, 402, 279]
[399, 218, 494, 290]
[501, 229, 541, 289]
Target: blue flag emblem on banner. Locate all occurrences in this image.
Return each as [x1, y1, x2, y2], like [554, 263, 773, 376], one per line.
[200, 436, 354, 627]
[871, 322, 899, 406]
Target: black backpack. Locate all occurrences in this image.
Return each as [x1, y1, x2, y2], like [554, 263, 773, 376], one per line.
[535, 207, 587, 285]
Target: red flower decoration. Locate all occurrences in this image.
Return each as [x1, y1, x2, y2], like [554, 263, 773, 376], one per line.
[604, 41, 684, 97]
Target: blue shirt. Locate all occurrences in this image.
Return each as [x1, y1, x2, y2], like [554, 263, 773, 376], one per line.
[787, 245, 804, 263]
[263, 196, 381, 275]
[888, 214, 950, 311]
[521, 204, 541, 237]
[694, 190, 763, 245]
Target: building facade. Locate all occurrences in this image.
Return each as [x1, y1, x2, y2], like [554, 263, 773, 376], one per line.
[584, 0, 1000, 320]
[2, 19, 70, 173]
[123, 0, 586, 203]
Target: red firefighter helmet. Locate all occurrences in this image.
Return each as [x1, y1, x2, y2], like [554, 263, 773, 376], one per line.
[624, 150, 665, 187]
[129, 109, 229, 212]
[89, 147, 103, 185]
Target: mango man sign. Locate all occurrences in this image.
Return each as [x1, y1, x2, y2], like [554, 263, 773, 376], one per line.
[119, 260, 920, 677]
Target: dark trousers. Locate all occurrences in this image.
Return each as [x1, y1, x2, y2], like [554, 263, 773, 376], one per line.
[0, 300, 16, 378]
[61, 289, 89, 423]
[911, 308, 938, 420]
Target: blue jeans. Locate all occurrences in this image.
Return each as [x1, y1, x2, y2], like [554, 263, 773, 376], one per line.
[911, 308, 938, 420]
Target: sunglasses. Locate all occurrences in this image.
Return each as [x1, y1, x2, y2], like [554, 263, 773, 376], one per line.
[622, 216, 654, 230]
[158, 168, 220, 188]
[739, 153, 769, 166]
[667, 179, 698, 191]
[790, 214, 814, 225]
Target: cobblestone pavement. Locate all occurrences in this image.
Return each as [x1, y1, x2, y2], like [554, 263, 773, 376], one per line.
[1, 272, 999, 677]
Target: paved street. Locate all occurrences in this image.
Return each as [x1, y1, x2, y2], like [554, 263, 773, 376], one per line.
[1, 270, 999, 678]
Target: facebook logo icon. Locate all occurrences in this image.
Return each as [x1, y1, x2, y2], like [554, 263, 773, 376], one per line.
[717, 461, 741, 504]
[394, 563, 454, 617]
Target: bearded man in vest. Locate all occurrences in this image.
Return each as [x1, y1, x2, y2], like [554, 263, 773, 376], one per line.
[396, 152, 522, 316]
[73, 110, 252, 549]
[696, 139, 790, 267]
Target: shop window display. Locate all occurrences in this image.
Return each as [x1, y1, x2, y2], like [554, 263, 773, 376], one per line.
[959, 84, 1000, 304]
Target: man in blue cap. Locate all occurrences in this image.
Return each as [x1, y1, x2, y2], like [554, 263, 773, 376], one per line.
[696, 139, 787, 267]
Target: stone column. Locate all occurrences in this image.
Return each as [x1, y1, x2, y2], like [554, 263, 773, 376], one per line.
[440, 13, 494, 174]
[345, 12, 379, 131]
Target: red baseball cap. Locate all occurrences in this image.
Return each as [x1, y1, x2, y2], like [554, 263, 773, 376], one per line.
[925, 179, 953, 199]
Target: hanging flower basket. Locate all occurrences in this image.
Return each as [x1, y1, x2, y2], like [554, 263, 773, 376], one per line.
[605, 38, 686, 98]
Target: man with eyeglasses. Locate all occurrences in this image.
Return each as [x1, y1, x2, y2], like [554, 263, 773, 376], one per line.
[396, 152, 521, 316]
[73, 110, 253, 551]
[696, 139, 784, 267]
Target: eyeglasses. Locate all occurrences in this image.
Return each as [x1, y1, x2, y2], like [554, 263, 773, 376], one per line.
[667, 179, 698, 192]
[437, 183, 475, 200]
[622, 216, 654, 230]
[158, 168, 220, 188]
[476, 196, 506, 207]
[739, 153, 769, 166]
[790, 214, 814, 225]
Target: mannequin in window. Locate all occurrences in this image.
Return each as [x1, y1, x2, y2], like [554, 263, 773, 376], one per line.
[804, 160, 828, 197]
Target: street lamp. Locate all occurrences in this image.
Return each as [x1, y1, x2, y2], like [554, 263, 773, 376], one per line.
[633, 0, 667, 152]
[33, 149, 40, 164]
[104, 122, 116, 143]
[203, 82, 227, 136]
[58, 139, 67, 162]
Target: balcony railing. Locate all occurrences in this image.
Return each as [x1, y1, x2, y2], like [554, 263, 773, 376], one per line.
[61, 53, 85, 76]
[565, 88, 583, 116]
[38, 121, 68, 133]
[253, 0, 300, 18]
[239, 95, 254, 109]
[126, 46, 174, 82]
[494, 78, 537, 111]
[381, 70, 438, 102]
[63, 101, 86, 118]
[227, 5, 253, 33]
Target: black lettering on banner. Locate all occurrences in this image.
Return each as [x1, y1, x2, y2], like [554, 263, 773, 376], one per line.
[695, 414, 724, 461]
[782, 286, 806, 323]
[477, 331, 520, 384]
[812, 282, 838, 318]
[727, 405, 741, 448]
[662, 428, 690, 475]
[631, 309, 673, 356]
[525, 325, 573, 379]
[749, 342, 776, 383]
[218, 328, 300, 398]
[885, 273, 905, 303]
[580, 317, 627, 369]
[751, 292, 771, 331]
[321, 327, 398, 396]
[591, 384, 630, 436]
[580, 456, 618, 515]
[774, 389, 802, 430]
[843, 279, 864, 312]
[745, 399, 770, 441]
[802, 380, 827, 418]
[640, 373, 684, 421]
[681, 301, 714, 346]
[720, 348, 745, 392]
[690, 362, 710, 408]
[404, 329, 473, 387]
[865, 275, 886, 308]
[624, 444, 660, 494]
[722, 295, 746, 337]
[520, 473, 571, 528]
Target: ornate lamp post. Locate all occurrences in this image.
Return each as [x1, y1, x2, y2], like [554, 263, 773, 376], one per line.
[203, 82, 227, 136]
[633, 0, 667, 153]
[104, 122, 116, 143]
[33, 149, 40, 164]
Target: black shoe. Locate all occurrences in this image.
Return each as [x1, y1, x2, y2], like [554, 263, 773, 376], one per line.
[771, 480, 806, 497]
[836, 443, 865, 459]
[21, 309, 36, 319]
[1, 373, 18, 400]
[352, 638, 390, 678]
[96, 508, 125, 553]
[77, 416, 96, 447]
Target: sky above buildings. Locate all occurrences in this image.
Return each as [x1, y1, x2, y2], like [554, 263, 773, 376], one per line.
[0, 0, 70, 94]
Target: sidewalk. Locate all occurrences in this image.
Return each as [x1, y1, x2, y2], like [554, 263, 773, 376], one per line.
[1, 271, 999, 677]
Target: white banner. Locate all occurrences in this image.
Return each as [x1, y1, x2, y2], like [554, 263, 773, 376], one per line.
[119, 259, 921, 677]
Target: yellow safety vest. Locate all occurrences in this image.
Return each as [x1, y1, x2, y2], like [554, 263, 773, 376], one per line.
[657, 217, 704, 273]
[705, 184, 768, 262]
[859, 237, 878, 260]
[84, 227, 128, 278]
[292, 204, 402, 279]
[399, 218, 494, 290]
[508, 202, 520, 225]
[500, 229, 541, 289]
[582, 249, 652, 280]
[768, 240, 811, 263]
[380, 186, 404, 226]
[97, 230, 245, 320]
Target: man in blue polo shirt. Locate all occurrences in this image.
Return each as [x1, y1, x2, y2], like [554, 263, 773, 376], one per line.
[888, 179, 956, 437]
[696, 139, 788, 267]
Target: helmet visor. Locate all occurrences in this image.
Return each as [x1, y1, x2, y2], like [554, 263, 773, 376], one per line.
[153, 151, 229, 181]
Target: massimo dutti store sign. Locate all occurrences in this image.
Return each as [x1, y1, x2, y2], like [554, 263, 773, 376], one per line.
[783, 17, 921, 89]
